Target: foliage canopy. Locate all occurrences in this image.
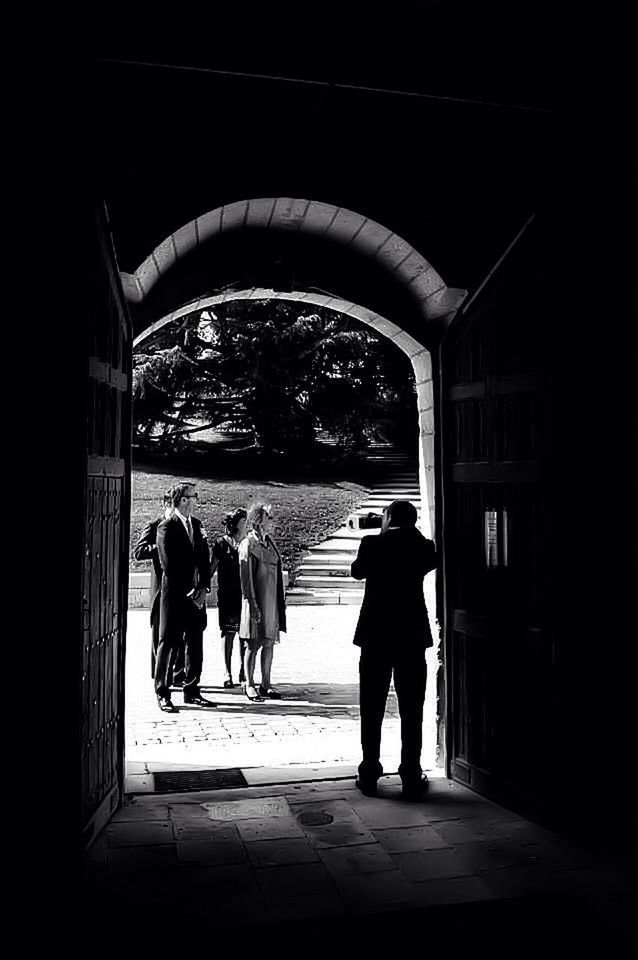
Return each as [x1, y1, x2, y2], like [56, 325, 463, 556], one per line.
[133, 300, 416, 458]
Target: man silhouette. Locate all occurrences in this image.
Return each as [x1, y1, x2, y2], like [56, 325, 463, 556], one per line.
[133, 488, 185, 682]
[154, 482, 213, 712]
[351, 499, 437, 800]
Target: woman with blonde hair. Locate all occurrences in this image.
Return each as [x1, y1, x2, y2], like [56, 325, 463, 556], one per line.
[239, 502, 286, 701]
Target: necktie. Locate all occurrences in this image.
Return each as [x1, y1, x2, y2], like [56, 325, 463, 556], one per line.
[187, 518, 199, 590]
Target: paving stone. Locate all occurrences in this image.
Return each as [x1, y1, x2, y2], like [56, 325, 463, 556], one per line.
[288, 791, 350, 805]
[203, 796, 292, 820]
[298, 819, 377, 849]
[114, 801, 170, 821]
[431, 820, 497, 845]
[107, 844, 178, 872]
[373, 825, 449, 853]
[147, 761, 210, 772]
[318, 842, 397, 877]
[292, 798, 361, 821]
[472, 818, 558, 843]
[107, 821, 173, 847]
[263, 893, 346, 922]
[124, 774, 155, 793]
[237, 817, 306, 841]
[172, 820, 240, 841]
[255, 862, 336, 900]
[126, 761, 148, 774]
[352, 798, 432, 829]
[480, 864, 551, 898]
[175, 862, 262, 903]
[177, 838, 248, 866]
[461, 840, 563, 872]
[413, 874, 498, 906]
[332, 869, 419, 908]
[168, 803, 212, 820]
[391, 847, 476, 881]
[245, 837, 320, 868]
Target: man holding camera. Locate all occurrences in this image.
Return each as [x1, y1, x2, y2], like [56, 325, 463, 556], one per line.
[351, 499, 437, 800]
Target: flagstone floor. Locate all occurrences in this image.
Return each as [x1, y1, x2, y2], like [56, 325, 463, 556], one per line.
[76, 775, 632, 956]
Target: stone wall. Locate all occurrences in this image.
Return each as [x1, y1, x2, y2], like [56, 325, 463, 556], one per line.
[128, 569, 289, 609]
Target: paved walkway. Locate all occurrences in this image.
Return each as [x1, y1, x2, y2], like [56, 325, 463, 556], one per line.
[125, 605, 440, 790]
[76, 776, 632, 955]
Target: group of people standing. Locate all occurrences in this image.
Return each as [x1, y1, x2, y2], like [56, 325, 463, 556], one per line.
[134, 481, 286, 714]
[135, 483, 437, 802]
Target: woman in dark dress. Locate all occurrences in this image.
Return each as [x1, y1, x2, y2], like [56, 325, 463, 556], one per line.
[211, 508, 248, 688]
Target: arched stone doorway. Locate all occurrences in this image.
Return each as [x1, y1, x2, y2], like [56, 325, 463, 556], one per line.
[122, 198, 467, 788]
[123, 198, 468, 540]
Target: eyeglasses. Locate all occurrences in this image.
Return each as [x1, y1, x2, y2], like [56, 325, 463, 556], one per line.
[182, 493, 198, 500]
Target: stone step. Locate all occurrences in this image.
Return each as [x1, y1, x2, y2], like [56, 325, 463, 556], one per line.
[296, 575, 363, 590]
[298, 564, 353, 576]
[330, 528, 382, 539]
[310, 538, 370, 551]
[285, 589, 362, 605]
[353, 500, 421, 510]
[301, 554, 358, 564]
[370, 487, 420, 494]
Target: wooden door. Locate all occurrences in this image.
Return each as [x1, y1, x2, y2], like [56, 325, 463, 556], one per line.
[441, 238, 556, 817]
[80, 206, 132, 848]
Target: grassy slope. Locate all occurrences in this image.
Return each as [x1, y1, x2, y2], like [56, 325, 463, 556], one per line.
[130, 470, 370, 585]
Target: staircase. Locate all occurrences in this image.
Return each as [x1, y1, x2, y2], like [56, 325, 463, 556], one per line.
[286, 445, 421, 605]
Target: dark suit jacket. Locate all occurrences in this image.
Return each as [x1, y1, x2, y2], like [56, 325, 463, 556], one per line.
[133, 518, 163, 626]
[157, 514, 211, 642]
[351, 526, 437, 650]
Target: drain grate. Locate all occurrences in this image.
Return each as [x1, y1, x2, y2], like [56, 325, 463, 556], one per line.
[297, 810, 334, 826]
[153, 768, 247, 793]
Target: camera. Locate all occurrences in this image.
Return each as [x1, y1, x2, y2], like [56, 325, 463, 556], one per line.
[349, 512, 384, 530]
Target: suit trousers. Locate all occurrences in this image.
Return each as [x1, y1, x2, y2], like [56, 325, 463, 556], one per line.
[358, 645, 427, 783]
[155, 601, 205, 699]
[150, 615, 184, 682]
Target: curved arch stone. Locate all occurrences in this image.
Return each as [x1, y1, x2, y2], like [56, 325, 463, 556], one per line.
[120, 198, 467, 325]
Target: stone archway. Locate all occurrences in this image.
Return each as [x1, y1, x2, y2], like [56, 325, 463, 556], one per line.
[135, 286, 436, 537]
[123, 198, 467, 538]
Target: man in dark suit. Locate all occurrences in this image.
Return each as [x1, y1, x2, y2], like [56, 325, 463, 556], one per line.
[154, 482, 214, 712]
[133, 489, 182, 681]
[351, 499, 437, 800]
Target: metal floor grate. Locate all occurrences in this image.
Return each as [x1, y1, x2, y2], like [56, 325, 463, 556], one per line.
[153, 768, 247, 793]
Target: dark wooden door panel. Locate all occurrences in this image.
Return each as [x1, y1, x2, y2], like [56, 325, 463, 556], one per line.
[80, 209, 131, 848]
[442, 263, 554, 816]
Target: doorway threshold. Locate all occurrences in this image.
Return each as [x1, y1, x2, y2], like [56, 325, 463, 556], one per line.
[125, 760, 445, 795]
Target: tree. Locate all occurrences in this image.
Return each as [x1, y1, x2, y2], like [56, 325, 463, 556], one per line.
[132, 299, 416, 458]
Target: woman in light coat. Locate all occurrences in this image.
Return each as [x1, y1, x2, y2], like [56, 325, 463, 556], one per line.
[239, 502, 286, 701]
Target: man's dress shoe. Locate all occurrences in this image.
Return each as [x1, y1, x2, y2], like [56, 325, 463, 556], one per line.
[258, 686, 282, 699]
[183, 694, 216, 707]
[401, 775, 429, 801]
[158, 697, 178, 713]
[355, 777, 378, 798]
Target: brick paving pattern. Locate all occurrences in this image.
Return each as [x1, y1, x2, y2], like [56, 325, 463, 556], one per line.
[125, 606, 439, 783]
